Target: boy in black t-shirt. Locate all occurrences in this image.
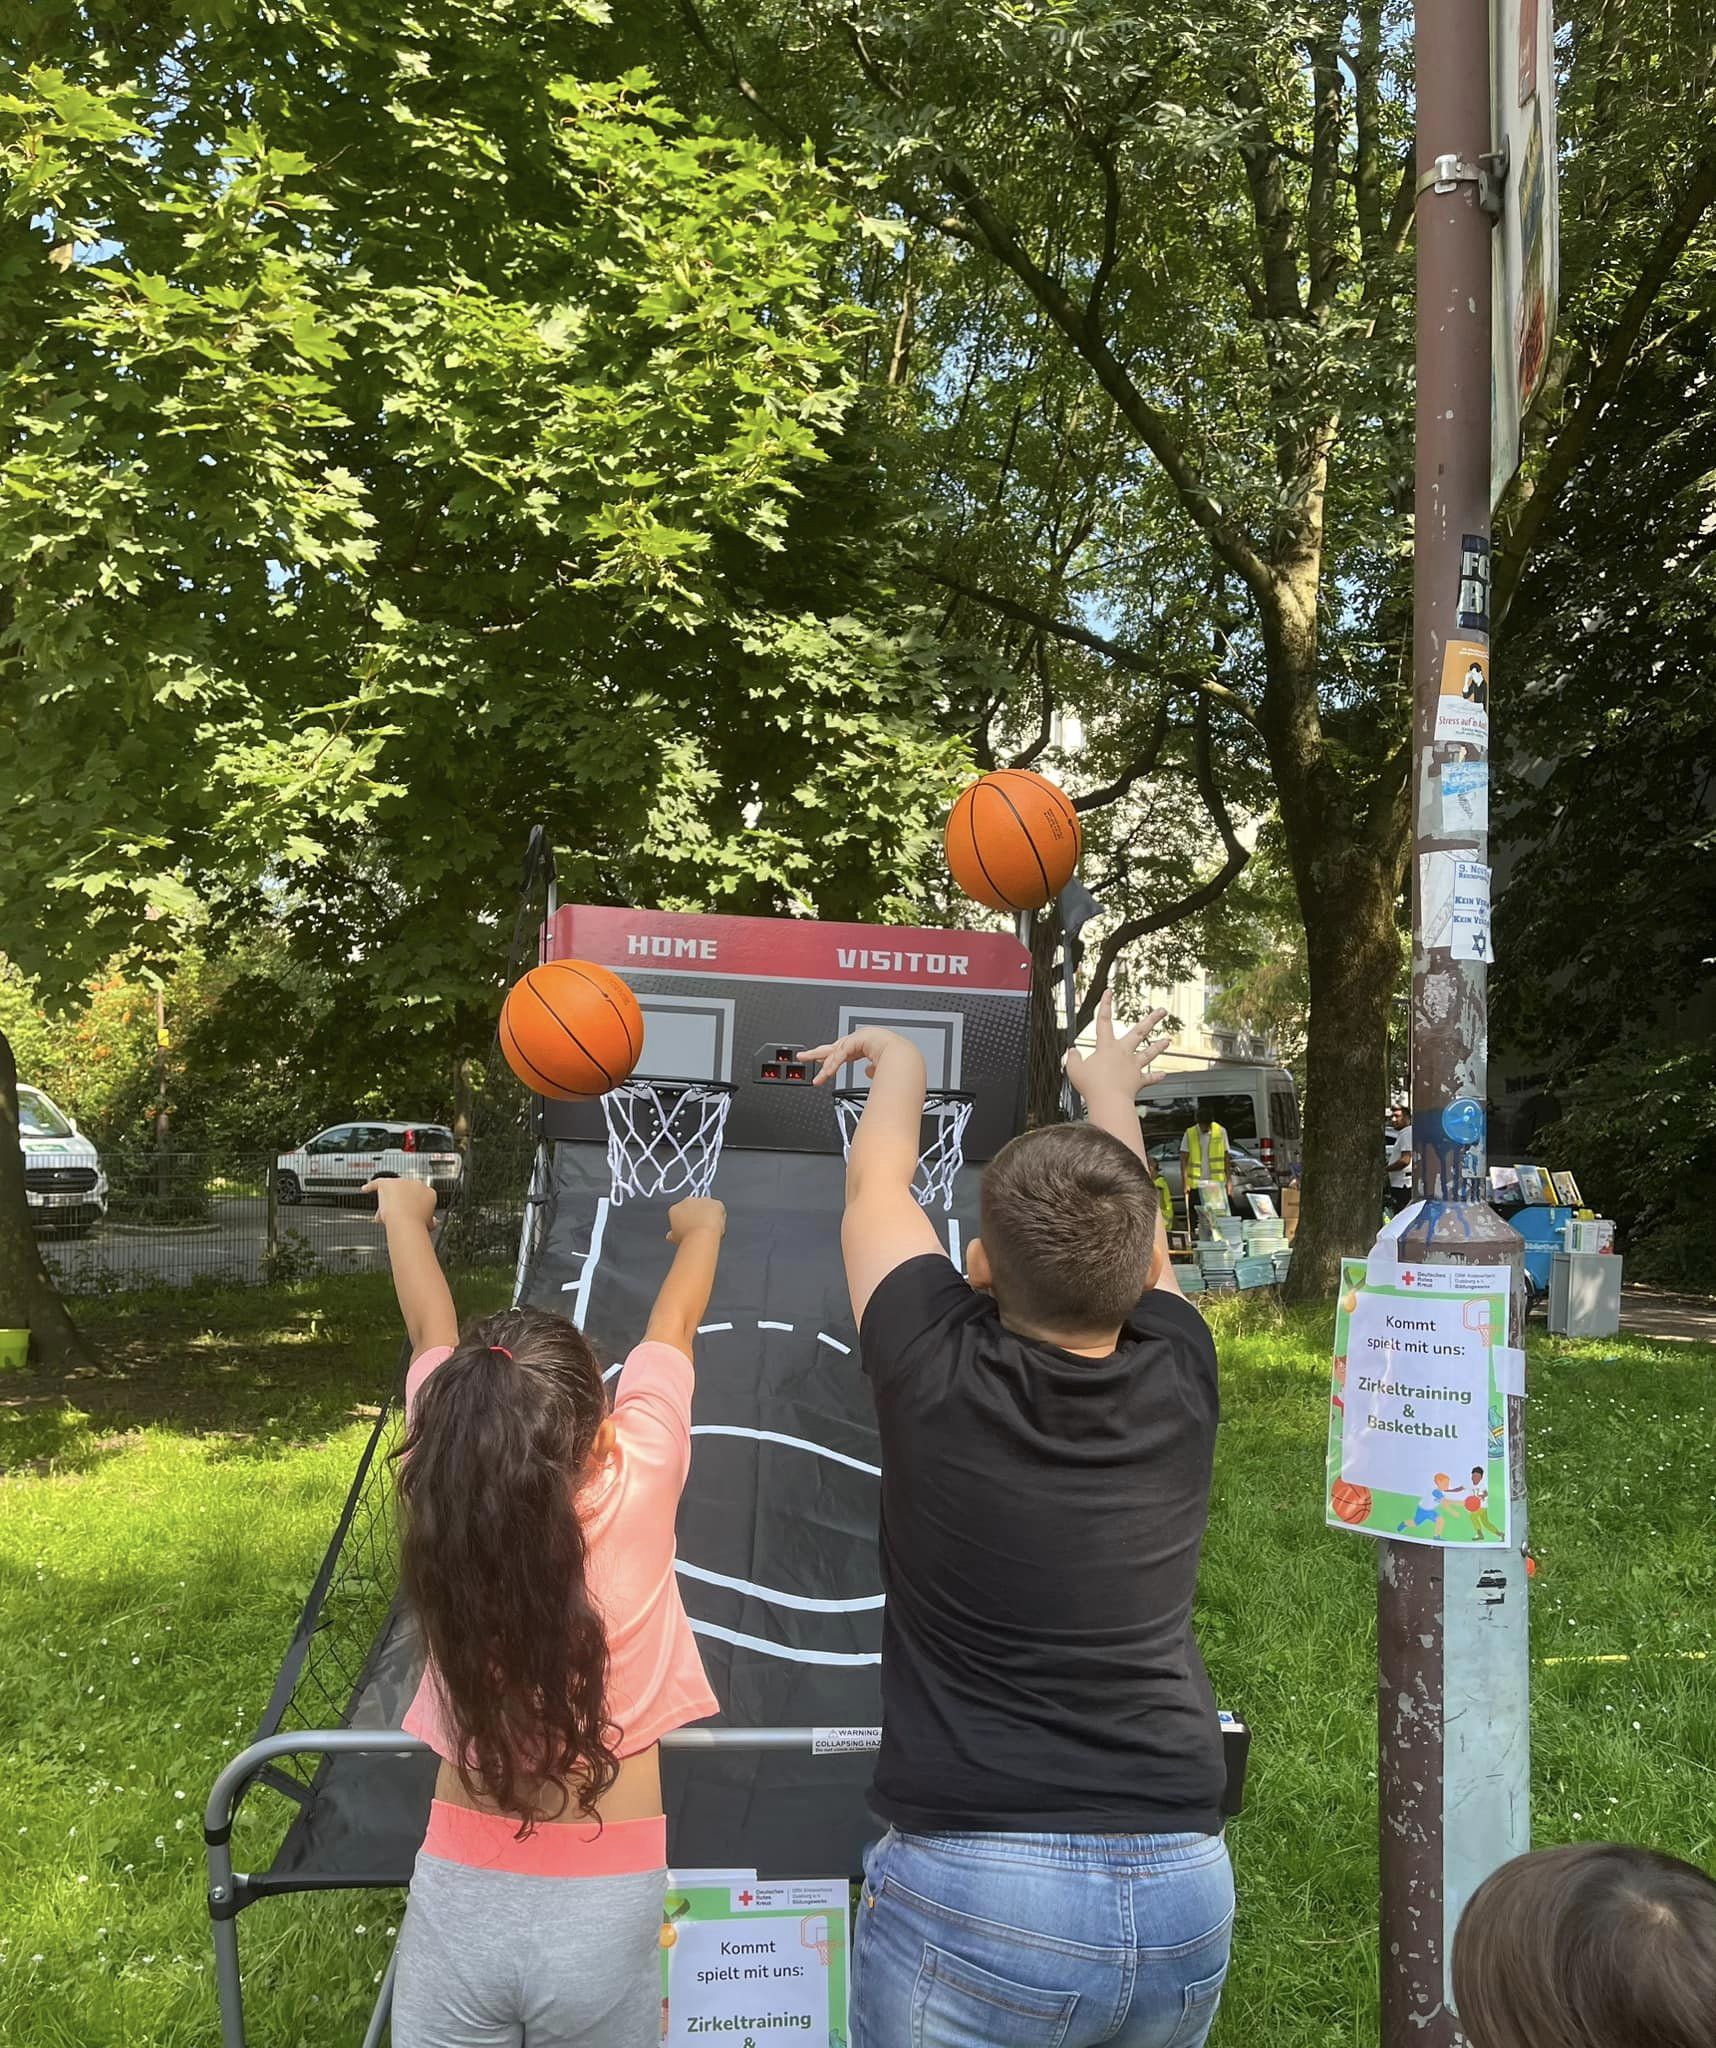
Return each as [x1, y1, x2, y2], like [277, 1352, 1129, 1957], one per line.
[800, 997, 1233, 2048]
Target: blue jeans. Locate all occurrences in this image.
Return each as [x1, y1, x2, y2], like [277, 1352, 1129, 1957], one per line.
[852, 1828, 1234, 2048]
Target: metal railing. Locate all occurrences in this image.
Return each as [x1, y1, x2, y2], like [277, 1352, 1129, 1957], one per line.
[204, 1725, 867, 2048]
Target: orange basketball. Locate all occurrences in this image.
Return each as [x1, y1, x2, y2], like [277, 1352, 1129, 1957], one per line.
[499, 959, 643, 1101]
[945, 769, 1081, 914]
[1331, 1480, 1373, 1526]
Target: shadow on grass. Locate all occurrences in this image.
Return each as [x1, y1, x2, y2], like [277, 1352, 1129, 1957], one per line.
[0, 1267, 514, 1478]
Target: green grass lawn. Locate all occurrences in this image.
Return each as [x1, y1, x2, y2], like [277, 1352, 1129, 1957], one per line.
[1, 1279, 1711, 2046]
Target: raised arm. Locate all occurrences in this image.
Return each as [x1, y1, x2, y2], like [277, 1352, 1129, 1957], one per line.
[802, 1027, 944, 1321]
[1064, 991, 1167, 1163]
[644, 1197, 727, 1357]
[1064, 992, 1181, 1297]
[366, 1177, 460, 1356]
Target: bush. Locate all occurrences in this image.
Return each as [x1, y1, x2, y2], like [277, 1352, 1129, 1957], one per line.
[259, 1228, 323, 1288]
[1539, 1045, 1716, 1289]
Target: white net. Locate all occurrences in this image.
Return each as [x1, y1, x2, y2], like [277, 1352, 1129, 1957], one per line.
[601, 1080, 736, 1204]
[834, 1090, 975, 1213]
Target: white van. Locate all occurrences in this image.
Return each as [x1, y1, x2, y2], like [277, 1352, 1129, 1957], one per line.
[18, 1084, 109, 1233]
[1136, 1057, 1303, 1211]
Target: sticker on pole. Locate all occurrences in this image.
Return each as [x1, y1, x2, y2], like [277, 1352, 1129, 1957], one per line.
[1327, 1259, 1510, 1547]
[1438, 759, 1489, 838]
[811, 1726, 880, 1755]
[1456, 534, 1491, 634]
[1435, 640, 1490, 745]
[1420, 854, 1492, 959]
[1450, 861, 1492, 960]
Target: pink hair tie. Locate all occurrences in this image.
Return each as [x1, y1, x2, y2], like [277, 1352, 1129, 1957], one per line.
[489, 1345, 513, 1360]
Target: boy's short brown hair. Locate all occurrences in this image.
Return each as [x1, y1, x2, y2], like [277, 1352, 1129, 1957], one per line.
[979, 1124, 1158, 1341]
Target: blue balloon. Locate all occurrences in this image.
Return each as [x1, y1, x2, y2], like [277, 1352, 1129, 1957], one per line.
[1442, 1097, 1485, 1144]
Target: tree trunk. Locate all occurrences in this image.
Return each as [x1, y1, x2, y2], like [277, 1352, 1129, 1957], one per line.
[0, 1024, 92, 1368]
[452, 1054, 476, 1150]
[1257, 573, 1409, 1301]
[1284, 868, 1400, 1298]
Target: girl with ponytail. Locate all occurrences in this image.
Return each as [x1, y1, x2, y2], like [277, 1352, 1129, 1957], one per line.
[366, 1176, 724, 2048]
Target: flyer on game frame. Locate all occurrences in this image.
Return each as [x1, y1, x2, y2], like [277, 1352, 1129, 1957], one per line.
[660, 1878, 850, 2046]
[1326, 1259, 1510, 1548]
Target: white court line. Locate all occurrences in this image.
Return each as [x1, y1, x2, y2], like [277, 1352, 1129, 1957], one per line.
[945, 1217, 962, 1268]
[602, 1360, 623, 1384]
[697, 1321, 734, 1334]
[689, 1618, 880, 1668]
[675, 1560, 883, 1614]
[691, 1425, 880, 1478]
[757, 1319, 794, 1332]
[816, 1334, 851, 1356]
[559, 1195, 610, 1332]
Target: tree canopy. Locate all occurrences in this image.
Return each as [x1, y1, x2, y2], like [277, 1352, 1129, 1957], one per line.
[0, 2, 980, 1350]
[632, 0, 1716, 1286]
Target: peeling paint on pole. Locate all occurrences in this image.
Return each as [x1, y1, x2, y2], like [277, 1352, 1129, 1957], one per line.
[1385, 0, 1531, 2040]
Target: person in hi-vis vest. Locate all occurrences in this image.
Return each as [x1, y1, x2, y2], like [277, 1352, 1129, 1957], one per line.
[1148, 1150, 1176, 1239]
[1180, 1114, 1232, 1226]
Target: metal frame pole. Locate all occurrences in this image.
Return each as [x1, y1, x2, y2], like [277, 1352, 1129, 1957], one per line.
[1383, 7, 1529, 2042]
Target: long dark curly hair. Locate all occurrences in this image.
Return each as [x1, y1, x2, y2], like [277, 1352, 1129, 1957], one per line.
[395, 1306, 617, 1831]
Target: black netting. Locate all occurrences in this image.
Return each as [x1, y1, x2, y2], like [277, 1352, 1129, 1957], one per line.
[256, 1393, 408, 1779]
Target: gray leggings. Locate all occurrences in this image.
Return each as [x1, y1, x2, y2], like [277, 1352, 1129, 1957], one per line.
[392, 1851, 666, 2048]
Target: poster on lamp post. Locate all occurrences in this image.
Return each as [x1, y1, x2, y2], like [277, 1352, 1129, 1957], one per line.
[1327, 1261, 1511, 1546]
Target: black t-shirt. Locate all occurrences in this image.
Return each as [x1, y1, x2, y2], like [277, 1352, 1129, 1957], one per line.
[860, 1255, 1224, 1835]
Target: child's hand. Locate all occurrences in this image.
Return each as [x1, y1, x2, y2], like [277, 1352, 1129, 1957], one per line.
[363, 1177, 439, 1229]
[1064, 991, 1170, 1104]
[666, 1197, 727, 1244]
[800, 1028, 907, 1087]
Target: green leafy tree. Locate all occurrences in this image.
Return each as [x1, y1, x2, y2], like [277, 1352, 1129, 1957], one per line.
[1494, 324, 1716, 1071]
[1490, 321, 1716, 1280]
[0, 8, 969, 1357]
[649, 0, 1716, 1291]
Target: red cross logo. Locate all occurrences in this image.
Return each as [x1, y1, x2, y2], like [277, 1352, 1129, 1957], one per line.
[1402, 1271, 1417, 1285]
[738, 1889, 754, 1907]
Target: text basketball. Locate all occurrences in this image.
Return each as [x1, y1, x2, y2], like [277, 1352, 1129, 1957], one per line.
[500, 960, 644, 1101]
[946, 768, 1082, 914]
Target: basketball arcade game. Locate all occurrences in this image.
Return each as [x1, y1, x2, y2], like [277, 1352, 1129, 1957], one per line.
[200, 883, 1033, 2046]
[204, 825, 1248, 2046]
[520, 902, 1032, 1874]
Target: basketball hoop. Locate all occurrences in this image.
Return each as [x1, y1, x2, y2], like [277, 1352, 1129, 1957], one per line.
[601, 1079, 736, 1205]
[833, 1089, 975, 1213]
[799, 1914, 831, 1966]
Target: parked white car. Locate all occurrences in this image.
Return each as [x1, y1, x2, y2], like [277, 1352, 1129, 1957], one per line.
[274, 1123, 464, 1206]
[19, 1084, 109, 1232]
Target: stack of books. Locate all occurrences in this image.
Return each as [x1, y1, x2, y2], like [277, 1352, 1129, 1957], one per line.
[1235, 1255, 1278, 1291]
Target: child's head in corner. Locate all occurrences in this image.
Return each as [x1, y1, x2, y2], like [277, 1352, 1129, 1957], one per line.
[1452, 1842, 1716, 2048]
[967, 1124, 1159, 1350]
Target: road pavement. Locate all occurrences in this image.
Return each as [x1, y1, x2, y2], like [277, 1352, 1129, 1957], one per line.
[39, 1195, 395, 1290]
